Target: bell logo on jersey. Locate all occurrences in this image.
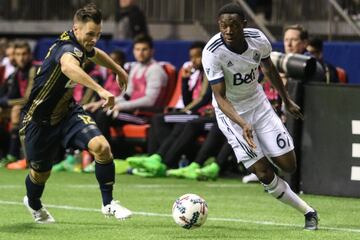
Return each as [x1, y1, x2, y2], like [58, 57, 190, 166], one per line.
[233, 68, 256, 85]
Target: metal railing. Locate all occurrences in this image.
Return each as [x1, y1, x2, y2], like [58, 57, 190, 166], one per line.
[0, 0, 117, 20]
[271, 0, 359, 23]
[0, 0, 359, 39]
[1, 0, 359, 23]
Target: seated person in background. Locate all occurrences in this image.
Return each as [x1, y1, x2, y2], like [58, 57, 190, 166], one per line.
[0, 41, 37, 168]
[104, 49, 127, 97]
[146, 41, 212, 153]
[0, 40, 16, 82]
[74, 60, 105, 104]
[84, 34, 168, 145]
[78, 49, 127, 105]
[306, 38, 340, 84]
[126, 41, 212, 176]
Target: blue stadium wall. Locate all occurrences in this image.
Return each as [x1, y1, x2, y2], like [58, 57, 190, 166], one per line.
[34, 39, 360, 84]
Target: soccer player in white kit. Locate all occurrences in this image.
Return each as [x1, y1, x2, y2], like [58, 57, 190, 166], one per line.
[202, 3, 318, 230]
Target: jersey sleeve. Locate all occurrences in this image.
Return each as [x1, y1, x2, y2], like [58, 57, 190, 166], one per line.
[54, 43, 83, 64]
[258, 30, 272, 59]
[202, 49, 224, 85]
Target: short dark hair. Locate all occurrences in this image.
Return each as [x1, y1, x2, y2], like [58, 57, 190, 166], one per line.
[111, 49, 126, 62]
[189, 41, 206, 51]
[284, 24, 308, 41]
[74, 3, 102, 24]
[133, 34, 153, 49]
[218, 3, 245, 20]
[308, 38, 323, 52]
[14, 40, 31, 53]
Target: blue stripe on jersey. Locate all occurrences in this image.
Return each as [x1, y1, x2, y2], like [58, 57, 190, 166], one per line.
[244, 33, 260, 36]
[244, 35, 261, 38]
[207, 38, 222, 51]
[209, 76, 224, 85]
[244, 32, 261, 36]
[209, 42, 223, 52]
[220, 116, 257, 158]
[243, 30, 259, 34]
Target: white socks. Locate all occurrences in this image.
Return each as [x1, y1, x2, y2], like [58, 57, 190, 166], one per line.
[264, 175, 314, 214]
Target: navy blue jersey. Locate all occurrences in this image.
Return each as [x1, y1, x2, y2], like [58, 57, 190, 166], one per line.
[22, 30, 95, 126]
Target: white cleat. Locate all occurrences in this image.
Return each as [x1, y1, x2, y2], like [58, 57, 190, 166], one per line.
[23, 196, 55, 224]
[101, 200, 132, 220]
[242, 173, 260, 183]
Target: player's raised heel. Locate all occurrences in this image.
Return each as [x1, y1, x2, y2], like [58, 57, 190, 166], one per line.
[304, 210, 319, 230]
[23, 196, 55, 224]
[101, 200, 132, 220]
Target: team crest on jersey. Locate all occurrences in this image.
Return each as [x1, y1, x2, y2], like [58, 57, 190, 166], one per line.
[74, 47, 83, 58]
[65, 80, 77, 88]
[253, 51, 261, 63]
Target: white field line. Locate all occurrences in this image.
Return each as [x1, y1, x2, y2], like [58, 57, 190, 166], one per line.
[0, 183, 258, 189]
[0, 200, 360, 234]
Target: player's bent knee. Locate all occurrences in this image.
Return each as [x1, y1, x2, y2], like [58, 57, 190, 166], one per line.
[272, 151, 297, 174]
[249, 158, 275, 184]
[30, 169, 51, 185]
[88, 135, 113, 163]
[255, 168, 274, 184]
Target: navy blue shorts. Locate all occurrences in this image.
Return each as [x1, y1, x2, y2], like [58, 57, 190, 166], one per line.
[19, 104, 102, 172]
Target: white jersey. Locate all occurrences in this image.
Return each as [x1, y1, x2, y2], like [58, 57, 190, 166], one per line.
[202, 28, 272, 113]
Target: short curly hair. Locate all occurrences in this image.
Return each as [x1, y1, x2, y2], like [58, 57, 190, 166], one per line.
[218, 3, 245, 20]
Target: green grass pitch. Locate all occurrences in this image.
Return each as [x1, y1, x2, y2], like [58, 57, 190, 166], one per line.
[0, 168, 360, 240]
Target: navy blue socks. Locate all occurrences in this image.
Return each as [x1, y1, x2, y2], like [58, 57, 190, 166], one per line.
[25, 175, 44, 210]
[95, 161, 114, 206]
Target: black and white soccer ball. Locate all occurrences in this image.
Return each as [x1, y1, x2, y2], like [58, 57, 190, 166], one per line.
[172, 193, 208, 229]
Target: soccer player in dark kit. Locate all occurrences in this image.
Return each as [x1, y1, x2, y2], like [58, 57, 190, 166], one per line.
[20, 3, 132, 223]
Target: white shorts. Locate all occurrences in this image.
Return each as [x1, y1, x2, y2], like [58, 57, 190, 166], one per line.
[216, 100, 294, 169]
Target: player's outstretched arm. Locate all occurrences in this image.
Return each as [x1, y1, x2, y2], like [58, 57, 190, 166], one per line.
[90, 47, 128, 91]
[260, 57, 304, 120]
[211, 81, 256, 149]
[60, 53, 115, 110]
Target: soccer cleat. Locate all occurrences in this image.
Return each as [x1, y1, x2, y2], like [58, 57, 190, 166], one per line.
[101, 200, 132, 220]
[83, 161, 95, 173]
[6, 158, 27, 170]
[81, 150, 93, 169]
[114, 159, 130, 174]
[52, 155, 76, 172]
[126, 155, 149, 169]
[196, 162, 220, 181]
[304, 210, 319, 230]
[132, 163, 167, 178]
[0, 154, 17, 167]
[139, 154, 162, 173]
[167, 162, 200, 179]
[23, 196, 55, 224]
[128, 154, 166, 177]
[166, 168, 183, 177]
[242, 173, 259, 183]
